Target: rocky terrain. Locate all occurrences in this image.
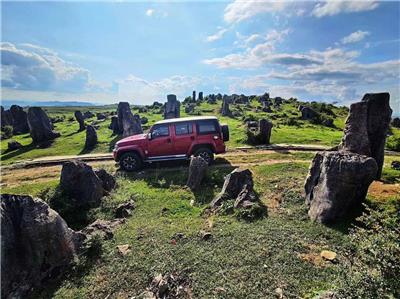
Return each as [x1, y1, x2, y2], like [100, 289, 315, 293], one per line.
[1, 92, 399, 299]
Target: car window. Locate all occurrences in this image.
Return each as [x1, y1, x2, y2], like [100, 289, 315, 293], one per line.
[197, 120, 219, 135]
[151, 125, 170, 138]
[175, 122, 193, 136]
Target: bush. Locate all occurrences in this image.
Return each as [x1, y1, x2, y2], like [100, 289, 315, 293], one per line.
[1, 125, 13, 139]
[386, 135, 400, 152]
[336, 205, 400, 298]
[282, 117, 299, 126]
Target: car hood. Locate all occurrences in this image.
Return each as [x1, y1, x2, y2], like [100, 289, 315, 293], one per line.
[116, 133, 147, 146]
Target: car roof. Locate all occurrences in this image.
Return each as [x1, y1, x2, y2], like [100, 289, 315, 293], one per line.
[154, 116, 218, 125]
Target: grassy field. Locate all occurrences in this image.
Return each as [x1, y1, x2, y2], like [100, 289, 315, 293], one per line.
[0, 99, 352, 164]
[2, 150, 399, 298]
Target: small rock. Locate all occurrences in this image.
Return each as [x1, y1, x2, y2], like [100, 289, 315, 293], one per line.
[200, 230, 212, 241]
[391, 161, 400, 170]
[320, 250, 337, 262]
[115, 200, 135, 218]
[117, 244, 131, 256]
[7, 140, 22, 151]
[275, 287, 283, 299]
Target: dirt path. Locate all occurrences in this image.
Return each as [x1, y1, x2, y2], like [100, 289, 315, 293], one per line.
[2, 143, 331, 170]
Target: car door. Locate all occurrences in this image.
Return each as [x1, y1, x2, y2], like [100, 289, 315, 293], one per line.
[147, 124, 175, 157]
[172, 122, 195, 155]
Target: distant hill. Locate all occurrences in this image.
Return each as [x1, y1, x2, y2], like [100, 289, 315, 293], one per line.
[1, 100, 98, 109]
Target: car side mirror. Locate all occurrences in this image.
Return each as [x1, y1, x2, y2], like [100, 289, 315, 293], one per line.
[148, 132, 153, 140]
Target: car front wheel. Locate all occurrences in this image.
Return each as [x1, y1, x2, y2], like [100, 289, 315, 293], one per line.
[119, 152, 143, 172]
[194, 148, 214, 165]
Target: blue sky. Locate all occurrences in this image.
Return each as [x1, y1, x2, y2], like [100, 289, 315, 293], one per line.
[1, 1, 399, 113]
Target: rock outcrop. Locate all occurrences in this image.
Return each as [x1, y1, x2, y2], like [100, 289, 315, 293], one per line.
[221, 97, 231, 116]
[85, 125, 98, 149]
[109, 116, 121, 135]
[27, 107, 60, 144]
[1, 194, 78, 298]
[211, 168, 259, 209]
[1, 106, 13, 129]
[95, 168, 116, 192]
[246, 119, 273, 145]
[339, 93, 392, 179]
[300, 106, 318, 120]
[305, 151, 378, 223]
[74, 110, 85, 131]
[10, 105, 29, 134]
[198, 92, 203, 101]
[60, 161, 114, 207]
[115, 200, 135, 218]
[164, 94, 180, 119]
[186, 156, 208, 191]
[78, 219, 124, 241]
[192, 90, 196, 102]
[83, 111, 95, 119]
[117, 102, 143, 137]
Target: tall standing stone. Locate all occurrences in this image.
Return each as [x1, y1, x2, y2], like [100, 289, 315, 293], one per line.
[192, 90, 196, 102]
[117, 102, 143, 137]
[1, 106, 13, 128]
[198, 92, 203, 101]
[27, 107, 60, 144]
[221, 98, 231, 116]
[74, 110, 85, 131]
[186, 156, 208, 191]
[109, 116, 121, 135]
[259, 119, 273, 145]
[10, 105, 29, 134]
[164, 94, 180, 119]
[339, 93, 392, 179]
[85, 125, 98, 149]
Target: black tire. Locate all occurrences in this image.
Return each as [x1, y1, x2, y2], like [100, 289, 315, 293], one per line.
[119, 152, 143, 172]
[194, 148, 214, 165]
[221, 124, 229, 142]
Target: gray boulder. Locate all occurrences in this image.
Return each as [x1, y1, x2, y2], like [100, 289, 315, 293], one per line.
[96, 113, 106, 120]
[339, 93, 392, 179]
[259, 119, 273, 145]
[60, 161, 108, 207]
[27, 107, 60, 144]
[164, 94, 180, 119]
[305, 151, 377, 223]
[140, 117, 148, 125]
[115, 200, 135, 218]
[95, 168, 116, 192]
[211, 168, 259, 209]
[74, 110, 85, 131]
[300, 106, 318, 120]
[186, 156, 208, 191]
[83, 111, 95, 119]
[79, 219, 124, 241]
[109, 116, 121, 134]
[1, 194, 78, 298]
[1, 106, 13, 129]
[185, 103, 195, 114]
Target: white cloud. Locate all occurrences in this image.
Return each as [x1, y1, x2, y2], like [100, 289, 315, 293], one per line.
[206, 28, 228, 42]
[146, 9, 154, 17]
[224, 0, 289, 24]
[312, 1, 379, 18]
[1, 42, 94, 92]
[117, 75, 204, 104]
[341, 30, 370, 44]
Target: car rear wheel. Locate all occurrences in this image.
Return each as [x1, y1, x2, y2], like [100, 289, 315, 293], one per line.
[194, 148, 214, 165]
[119, 152, 143, 172]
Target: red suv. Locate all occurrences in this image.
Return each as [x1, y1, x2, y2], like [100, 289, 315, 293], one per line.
[113, 116, 229, 171]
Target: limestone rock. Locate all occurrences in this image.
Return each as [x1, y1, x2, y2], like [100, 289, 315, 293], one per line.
[1, 194, 78, 298]
[83, 111, 95, 119]
[60, 161, 106, 207]
[221, 97, 231, 116]
[109, 116, 121, 134]
[391, 161, 400, 170]
[74, 110, 85, 131]
[10, 105, 29, 134]
[79, 219, 124, 241]
[300, 106, 318, 120]
[211, 168, 259, 209]
[95, 168, 116, 192]
[198, 91, 203, 101]
[339, 93, 392, 179]
[1, 106, 13, 129]
[117, 102, 143, 137]
[164, 94, 180, 119]
[115, 200, 135, 218]
[96, 113, 106, 120]
[304, 151, 377, 223]
[27, 107, 60, 144]
[186, 156, 208, 191]
[85, 125, 98, 149]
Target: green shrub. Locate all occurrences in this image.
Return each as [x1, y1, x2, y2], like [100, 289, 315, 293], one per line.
[336, 205, 400, 298]
[386, 135, 400, 151]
